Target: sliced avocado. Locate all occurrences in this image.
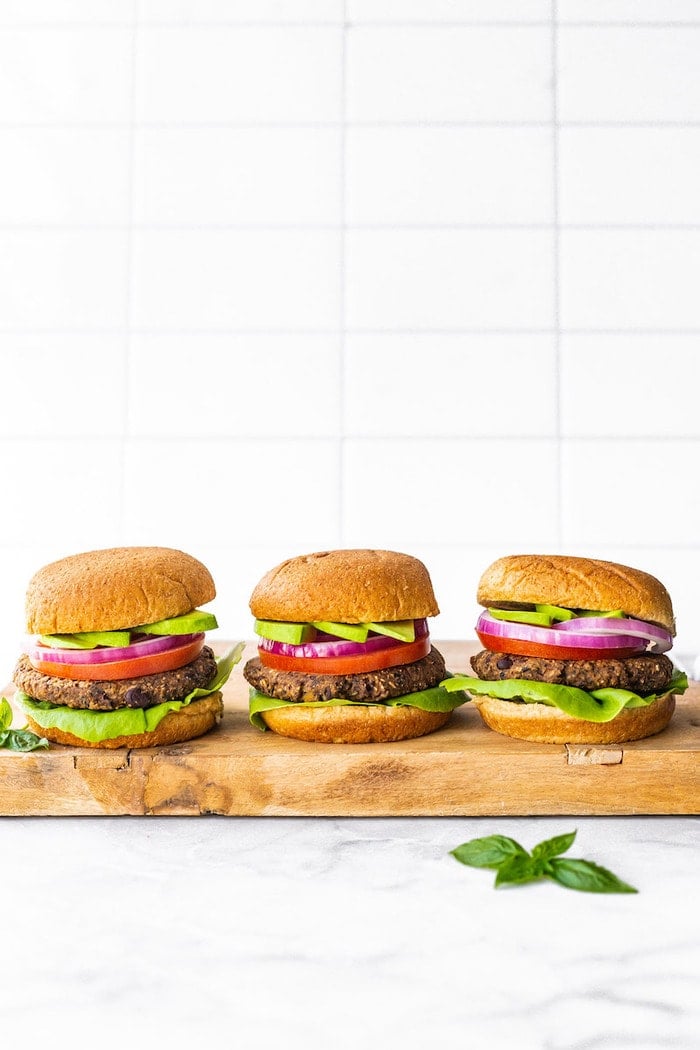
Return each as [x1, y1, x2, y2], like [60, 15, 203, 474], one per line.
[365, 620, 416, 642]
[534, 604, 576, 622]
[312, 621, 369, 643]
[254, 619, 317, 644]
[576, 609, 624, 618]
[138, 609, 218, 635]
[488, 608, 552, 627]
[39, 631, 131, 649]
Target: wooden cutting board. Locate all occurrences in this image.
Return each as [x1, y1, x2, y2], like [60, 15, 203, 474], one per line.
[2, 642, 698, 816]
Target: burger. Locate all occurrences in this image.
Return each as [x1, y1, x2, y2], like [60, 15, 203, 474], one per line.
[243, 549, 468, 743]
[13, 547, 241, 749]
[441, 554, 688, 744]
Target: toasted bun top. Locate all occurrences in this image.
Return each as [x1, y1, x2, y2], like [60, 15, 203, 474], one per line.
[477, 554, 675, 635]
[249, 549, 439, 623]
[26, 547, 216, 634]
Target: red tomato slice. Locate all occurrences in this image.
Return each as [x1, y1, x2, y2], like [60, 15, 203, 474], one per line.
[258, 635, 430, 675]
[477, 631, 641, 662]
[29, 636, 204, 681]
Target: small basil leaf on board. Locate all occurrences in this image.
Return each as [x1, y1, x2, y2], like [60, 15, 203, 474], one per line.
[546, 858, 637, 894]
[7, 729, 49, 752]
[494, 854, 543, 888]
[0, 730, 9, 747]
[0, 697, 12, 732]
[532, 830, 577, 863]
[451, 835, 528, 870]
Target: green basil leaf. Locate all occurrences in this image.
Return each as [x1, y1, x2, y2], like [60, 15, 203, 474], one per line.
[5, 729, 49, 752]
[450, 835, 528, 870]
[494, 854, 544, 888]
[0, 696, 12, 732]
[546, 858, 637, 894]
[0, 730, 9, 747]
[532, 830, 577, 863]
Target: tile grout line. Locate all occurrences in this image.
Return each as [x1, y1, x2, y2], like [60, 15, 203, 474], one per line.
[338, 1, 347, 547]
[3, 327, 700, 336]
[7, 223, 700, 231]
[1, 19, 699, 28]
[119, 0, 139, 544]
[4, 435, 699, 444]
[5, 121, 700, 129]
[552, 0, 564, 550]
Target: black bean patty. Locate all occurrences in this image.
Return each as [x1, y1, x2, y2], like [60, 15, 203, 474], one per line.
[13, 646, 218, 711]
[244, 646, 447, 703]
[470, 649, 674, 695]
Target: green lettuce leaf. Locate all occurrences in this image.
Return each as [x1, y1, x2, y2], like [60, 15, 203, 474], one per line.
[441, 669, 688, 724]
[249, 683, 468, 731]
[16, 643, 244, 744]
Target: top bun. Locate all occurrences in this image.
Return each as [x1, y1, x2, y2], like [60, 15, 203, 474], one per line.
[477, 554, 675, 635]
[249, 549, 439, 623]
[26, 547, 216, 635]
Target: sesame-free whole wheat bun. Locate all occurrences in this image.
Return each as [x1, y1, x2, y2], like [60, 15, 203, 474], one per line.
[460, 553, 686, 745]
[245, 549, 468, 743]
[14, 546, 234, 750]
[24, 691, 224, 749]
[260, 703, 451, 744]
[471, 691, 675, 745]
[250, 548, 439, 624]
[478, 554, 675, 635]
[26, 546, 216, 635]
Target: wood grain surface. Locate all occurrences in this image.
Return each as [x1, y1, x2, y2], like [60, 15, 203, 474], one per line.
[2, 642, 698, 816]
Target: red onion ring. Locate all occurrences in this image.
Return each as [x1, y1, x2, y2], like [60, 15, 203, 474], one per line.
[476, 612, 647, 653]
[26, 632, 202, 665]
[554, 616, 672, 653]
[260, 619, 428, 659]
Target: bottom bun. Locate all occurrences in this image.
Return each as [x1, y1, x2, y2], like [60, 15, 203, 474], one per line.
[25, 692, 224, 749]
[472, 692, 675, 744]
[261, 703, 452, 744]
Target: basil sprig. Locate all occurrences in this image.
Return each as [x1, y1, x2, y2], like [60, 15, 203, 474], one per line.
[0, 697, 48, 752]
[451, 829, 637, 894]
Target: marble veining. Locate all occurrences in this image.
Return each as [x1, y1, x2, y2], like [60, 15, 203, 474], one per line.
[1, 815, 698, 1049]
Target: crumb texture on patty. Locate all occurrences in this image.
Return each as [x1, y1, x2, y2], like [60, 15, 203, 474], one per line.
[471, 650, 674, 695]
[244, 646, 447, 703]
[14, 646, 218, 711]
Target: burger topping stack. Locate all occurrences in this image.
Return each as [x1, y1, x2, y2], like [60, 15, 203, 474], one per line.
[442, 554, 688, 744]
[14, 547, 241, 749]
[244, 549, 468, 743]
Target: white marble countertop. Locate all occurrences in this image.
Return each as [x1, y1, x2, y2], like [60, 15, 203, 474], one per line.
[3, 814, 698, 1049]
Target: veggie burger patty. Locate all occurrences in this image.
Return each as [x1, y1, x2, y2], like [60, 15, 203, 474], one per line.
[471, 650, 675, 695]
[244, 646, 447, 703]
[14, 646, 218, 711]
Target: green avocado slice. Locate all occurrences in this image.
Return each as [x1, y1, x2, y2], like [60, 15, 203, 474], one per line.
[16, 644, 243, 744]
[366, 620, 416, 642]
[38, 631, 131, 649]
[138, 609, 218, 635]
[311, 621, 369, 642]
[254, 620, 317, 644]
[534, 604, 576, 622]
[488, 605, 627, 627]
[249, 683, 469, 731]
[441, 670, 688, 724]
[488, 608, 552, 627]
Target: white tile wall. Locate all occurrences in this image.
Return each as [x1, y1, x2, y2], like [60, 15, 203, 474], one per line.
[346, 128, 553, 225]
[346, 229, 554, 329]
[347, 27, 552, 122]
[1, 4, 700, 678]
